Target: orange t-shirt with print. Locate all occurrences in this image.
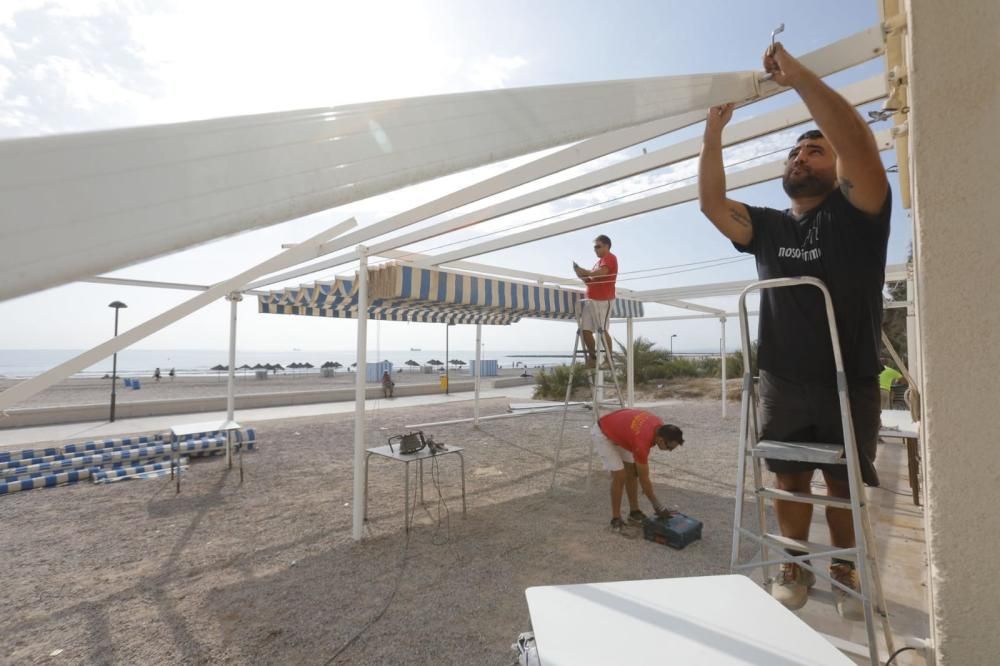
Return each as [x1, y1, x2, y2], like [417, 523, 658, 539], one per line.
[597, 409, 663, 464]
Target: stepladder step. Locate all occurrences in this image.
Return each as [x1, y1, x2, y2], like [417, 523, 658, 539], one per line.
[755, 488, 853, 509]
[762, 533, 858, 562]
[751, 439, 845, 464]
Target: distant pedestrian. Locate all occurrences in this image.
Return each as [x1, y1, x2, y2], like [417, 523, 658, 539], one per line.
[168, 368, 175, 381]
[382, 371, 395, 398]
[153, 367, 161, 382]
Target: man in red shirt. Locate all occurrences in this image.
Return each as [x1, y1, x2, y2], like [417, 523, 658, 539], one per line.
[592, 408, 685, 531]
[573, 234, 618, 368]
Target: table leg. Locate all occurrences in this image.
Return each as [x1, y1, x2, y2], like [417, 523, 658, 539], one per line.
[419, 458, 425, 505]
[905, 437, 920, 506]
[404, 461, 410, 533]
[175, 444, 180, 494]
[364, 452, 372, 522]
[238, 433, 244, 484]
[226, 431, 233, 469]
[458, 451, 467, 517]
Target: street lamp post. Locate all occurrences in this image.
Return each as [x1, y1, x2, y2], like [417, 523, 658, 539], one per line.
[670, 334, 678, 356]
[108, 301, 127, 422]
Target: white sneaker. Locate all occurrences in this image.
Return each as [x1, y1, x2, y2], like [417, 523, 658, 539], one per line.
[830, 563, 865, 621]
[771, 562, 816, 610]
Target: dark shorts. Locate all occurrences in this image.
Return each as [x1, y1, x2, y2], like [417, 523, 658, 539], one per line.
[759, 370, 881, 487]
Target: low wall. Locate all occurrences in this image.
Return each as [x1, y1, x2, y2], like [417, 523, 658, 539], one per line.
[0, 379, 484, 429]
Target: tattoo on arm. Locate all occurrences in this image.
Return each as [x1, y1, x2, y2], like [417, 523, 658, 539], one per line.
[840, 178, 854, 199]
[728, 207, 751, 228]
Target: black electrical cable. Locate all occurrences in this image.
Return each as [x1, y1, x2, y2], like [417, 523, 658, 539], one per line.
[884, 645, 916, 665]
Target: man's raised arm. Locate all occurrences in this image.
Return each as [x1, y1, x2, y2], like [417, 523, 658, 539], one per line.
[698, 103, 753, 246]
[764, 43, 888, 215]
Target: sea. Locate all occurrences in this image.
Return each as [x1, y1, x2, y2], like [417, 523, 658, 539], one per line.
[0, 349, 574, 379]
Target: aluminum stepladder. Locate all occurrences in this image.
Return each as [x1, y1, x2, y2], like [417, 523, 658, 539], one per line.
[731, 277, 894, 665]
[550, 300, 625, 493]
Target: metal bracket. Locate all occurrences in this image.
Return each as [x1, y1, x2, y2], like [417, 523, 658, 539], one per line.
[882, 14, 908, 37]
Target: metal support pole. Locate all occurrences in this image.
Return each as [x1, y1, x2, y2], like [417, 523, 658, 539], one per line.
[445, 323, 450, 395]
[626, 316, 635, 407]
[225, 292, 242, 467]
[474, 323, 482, 427]
[226, 293, 241, 421]
[109, 309, 120, 423]
[352, 246, 369, 542]
[720, 316, 727, 418]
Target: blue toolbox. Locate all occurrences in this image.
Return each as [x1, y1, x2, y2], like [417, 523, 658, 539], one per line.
[642, 513, 703, 549]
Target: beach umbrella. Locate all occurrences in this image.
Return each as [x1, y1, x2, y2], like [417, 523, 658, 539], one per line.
[211, 364, 226, 371]
[288, 362, 301, 369]
[239, 364, 253, 376]
[405, 359, 420, 371]
[303, 362, 315, 370]
[273, 363, 285, 373]
[427, 359, 443, 366]
[449, 359, 466, 367]
[253, 363, 266, 370]
[321, 361, 334, 368]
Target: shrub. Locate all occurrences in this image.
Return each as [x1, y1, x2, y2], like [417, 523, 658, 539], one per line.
[533, 364, 589, 400]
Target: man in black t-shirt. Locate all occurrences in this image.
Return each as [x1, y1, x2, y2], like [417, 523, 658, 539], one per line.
[697, 43, 890, 621]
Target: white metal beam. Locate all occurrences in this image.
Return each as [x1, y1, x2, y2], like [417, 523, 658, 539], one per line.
[82, 275, 269, 296]
[425, 128, 892, 264]
[611, 312, 757, 324]
[0, 218, 358, 412]
[632, 263, 908, 302]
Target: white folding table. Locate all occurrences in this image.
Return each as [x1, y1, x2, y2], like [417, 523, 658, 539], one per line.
[525, 574, 852, 665]
[880, 409, 921, 505]
[169, 419, 243, 493]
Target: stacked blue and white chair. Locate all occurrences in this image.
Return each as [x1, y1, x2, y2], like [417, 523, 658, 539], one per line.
[0, 427, 257, 495]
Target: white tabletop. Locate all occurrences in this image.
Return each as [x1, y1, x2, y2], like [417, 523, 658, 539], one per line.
[366, 443, 463, 462]
[170, 419, 242, 437]
[880, 409, 919, 438]
[525, 575, 851, 666]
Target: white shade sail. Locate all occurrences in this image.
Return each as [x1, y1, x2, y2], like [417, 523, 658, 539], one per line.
[0, 71, 761, 303]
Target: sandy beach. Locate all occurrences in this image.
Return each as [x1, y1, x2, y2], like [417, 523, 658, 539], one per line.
[0, 368, 532, 411]
[0, 393, 928, 665]
[0, 397, 747, 664]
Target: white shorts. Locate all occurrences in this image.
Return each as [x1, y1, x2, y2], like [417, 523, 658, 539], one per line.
[592, 428, 635, 472]
[580, 299, 612, 333]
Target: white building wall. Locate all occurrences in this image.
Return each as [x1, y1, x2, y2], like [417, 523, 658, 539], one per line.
[907, 1, 1000, 663]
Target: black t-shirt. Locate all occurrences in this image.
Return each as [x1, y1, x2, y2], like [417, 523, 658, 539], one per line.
[733, 188, 891, 384]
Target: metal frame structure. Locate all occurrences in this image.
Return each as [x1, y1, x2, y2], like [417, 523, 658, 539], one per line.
[0, 23, 906, 569]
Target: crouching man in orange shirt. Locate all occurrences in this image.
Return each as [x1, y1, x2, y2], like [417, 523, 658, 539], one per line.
[592, 408, 685, 532]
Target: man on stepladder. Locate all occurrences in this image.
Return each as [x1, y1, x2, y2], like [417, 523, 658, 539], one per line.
[573, 234, 618, 368]
[698, 43, 890, 620]
[592, 408, 685, 533]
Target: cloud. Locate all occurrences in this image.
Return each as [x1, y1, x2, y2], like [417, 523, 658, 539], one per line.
[468, 54, 528, 89]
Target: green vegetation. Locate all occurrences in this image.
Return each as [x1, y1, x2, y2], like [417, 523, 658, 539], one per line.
[532, 336, 758, 400]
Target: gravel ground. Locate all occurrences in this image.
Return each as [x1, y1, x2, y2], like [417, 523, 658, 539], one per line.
[0, 397, 759, 665]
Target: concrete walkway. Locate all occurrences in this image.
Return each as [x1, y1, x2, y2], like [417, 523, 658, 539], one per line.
[0, 384, 538, 450]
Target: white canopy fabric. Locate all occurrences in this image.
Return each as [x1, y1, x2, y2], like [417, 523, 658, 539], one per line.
[0, 71, 761, 303]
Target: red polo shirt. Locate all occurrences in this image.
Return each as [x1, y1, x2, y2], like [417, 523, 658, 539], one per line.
[597, 409, 663, 465]
[586, 252, 618, 301]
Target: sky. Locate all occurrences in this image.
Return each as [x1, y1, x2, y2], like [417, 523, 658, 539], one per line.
[0, 0, 911, 358]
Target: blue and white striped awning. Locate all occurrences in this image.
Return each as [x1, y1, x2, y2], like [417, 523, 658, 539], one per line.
[258, 264, 643, 324]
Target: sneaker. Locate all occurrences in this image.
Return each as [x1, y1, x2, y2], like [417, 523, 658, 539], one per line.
[609, 517, 625, 532]
[771, 562, 816, 611]
[627, 509, 648, 526]
[830, 563, 865, 621]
